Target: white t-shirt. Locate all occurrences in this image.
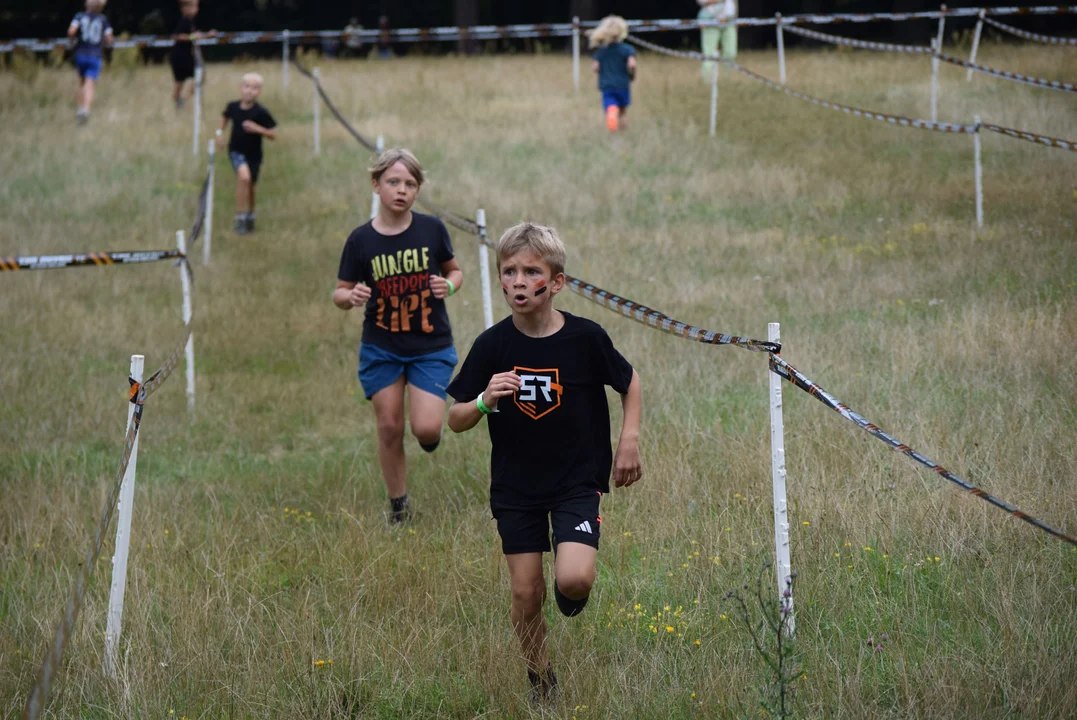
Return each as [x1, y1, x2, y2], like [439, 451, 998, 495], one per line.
[698, 0, 737, 21]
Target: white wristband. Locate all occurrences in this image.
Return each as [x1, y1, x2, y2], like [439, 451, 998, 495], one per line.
[215, 129, 223, 136]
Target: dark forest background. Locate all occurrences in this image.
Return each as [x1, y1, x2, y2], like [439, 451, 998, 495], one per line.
[3, 1, 1075, 48]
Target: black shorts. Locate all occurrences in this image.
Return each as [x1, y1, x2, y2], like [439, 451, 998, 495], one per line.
[494, 492, 602, 555]
[170, 54, 195, 82]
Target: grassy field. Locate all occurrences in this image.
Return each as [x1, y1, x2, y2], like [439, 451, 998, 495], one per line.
[1, 37, 1076, 718]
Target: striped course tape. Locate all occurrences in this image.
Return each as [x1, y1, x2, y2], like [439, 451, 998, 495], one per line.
[627, 35, 977, 134]
[0, 249, 184, 272]
[781, 24, 1077, 94]
[563, 278, 779, 352]
[783, 24, 929, 53]
[935, 50, 1077, 93]
[22, 320, 192, 720]
[295, 54, 779, 354]
[981, 122, 1077, 150]
[984, 16, 1077, 44]
[5, 6, 1077, 53]
[768, 353, 1077, 547]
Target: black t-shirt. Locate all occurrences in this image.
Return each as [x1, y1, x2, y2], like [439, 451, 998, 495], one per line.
[446, 312, 634, 511]
[222, 102, 277, 159]
[337, 212, 456, 357]
[172, 17, 195, 59]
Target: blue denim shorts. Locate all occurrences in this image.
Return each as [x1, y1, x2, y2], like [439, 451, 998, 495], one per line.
[358, 343, 458, 400]
[229, 152, 263, 183]
[75, 56, 102, 80]
[601, 88, 630, 111]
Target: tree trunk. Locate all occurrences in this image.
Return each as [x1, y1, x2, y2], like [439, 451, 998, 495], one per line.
[455, 0, 479, 55]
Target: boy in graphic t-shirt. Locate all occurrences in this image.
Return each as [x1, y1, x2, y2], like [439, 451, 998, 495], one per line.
[333, 149, 464, 525]
[216, 73, 277, 234]
[446, 222, 643, 704]
[67, 0, 114, 124]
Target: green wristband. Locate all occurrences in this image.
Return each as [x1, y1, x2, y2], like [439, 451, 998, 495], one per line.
[476, 395, 494, 415]
[446, 278, 456, 297]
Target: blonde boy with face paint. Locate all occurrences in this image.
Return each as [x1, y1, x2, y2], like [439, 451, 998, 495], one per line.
[446, 222, 643, 704]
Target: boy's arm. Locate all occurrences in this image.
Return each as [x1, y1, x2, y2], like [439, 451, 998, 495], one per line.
[447, 372, 521, 433]
[216, 112, 230, 145]
[67, 19, 79, 39]
[627, 55, 637, 79]
[332, 279, 370, 310]
[430, 258, 463, 299]
[591, 59, 600, 74]
[612, 369, 642, 488]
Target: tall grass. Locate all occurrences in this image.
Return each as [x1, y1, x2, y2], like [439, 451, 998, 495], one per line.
[1, 39, 1076, 718]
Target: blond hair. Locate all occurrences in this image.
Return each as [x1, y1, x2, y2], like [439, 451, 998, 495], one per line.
[588, 15, 628, 49]
[87, 0, 107, 10]
[496, 222, 566, 276]
[369, 148, 425, 186]
[242, 72, 265, 88]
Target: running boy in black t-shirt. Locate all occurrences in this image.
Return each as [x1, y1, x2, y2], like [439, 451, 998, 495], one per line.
[170, 0, 212, 109]
[216, 73, 277, 234]
[334, 149, 464, 525]
[446, 222, 643, 703]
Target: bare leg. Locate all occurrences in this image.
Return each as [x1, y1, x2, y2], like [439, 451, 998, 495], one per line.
[407, 384, 446, 447]
[235, 165, 252, 214]
[248, 181, 256, 215]
[83, 78, 96, 111]
[554, 541, 597, 600]
[172, 80, 184, 103]
[505, 553, 549, 674]
[619, 106, 628, 130]
[371, 376, 407, 499]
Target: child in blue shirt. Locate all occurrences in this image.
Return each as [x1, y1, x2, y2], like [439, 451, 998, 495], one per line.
[66, 0, 113, 124]
[589, 15, 637, 133]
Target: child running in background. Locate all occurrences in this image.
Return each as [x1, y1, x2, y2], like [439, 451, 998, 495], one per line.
[446, 223, 643, 703]
[333, 149, 464, 525]
[588, 15, 637, 132]
[67, 0, 113, 124]
[170, 0, 212, 109]
[216, 73, 277, 234]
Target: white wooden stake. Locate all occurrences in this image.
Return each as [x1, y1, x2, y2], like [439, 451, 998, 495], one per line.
[768, 323, 794, 637]
[930, 39, 939, 123]
[776, 13, 786, 84]
[282, 30, 290, 88]
[974, 115, 983, 229]
[572, 16, 581, 92]
[370, 135, 384, 220]
[476, 209, 494, 330]
[176, 231, 196, 413]
[203, 140, 215, 265]
[968, 9, 985, 82]
[936, 4, 947, 52]
[104, 354, 144, 679]
[313, 67, 321, 156]
[708, 62, 719, 137]
[192, 66, 203, 156]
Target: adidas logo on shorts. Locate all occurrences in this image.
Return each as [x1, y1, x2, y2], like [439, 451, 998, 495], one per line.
[573, 521, 594, 534]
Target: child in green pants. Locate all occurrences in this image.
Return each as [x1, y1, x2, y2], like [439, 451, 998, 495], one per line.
[699, 0, 737, 81]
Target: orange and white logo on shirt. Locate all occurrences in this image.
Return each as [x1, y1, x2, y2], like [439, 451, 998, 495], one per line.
[513, 367, 563, 420]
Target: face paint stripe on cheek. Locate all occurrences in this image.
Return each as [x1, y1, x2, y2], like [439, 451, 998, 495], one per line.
[533, 279, 547, 297]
